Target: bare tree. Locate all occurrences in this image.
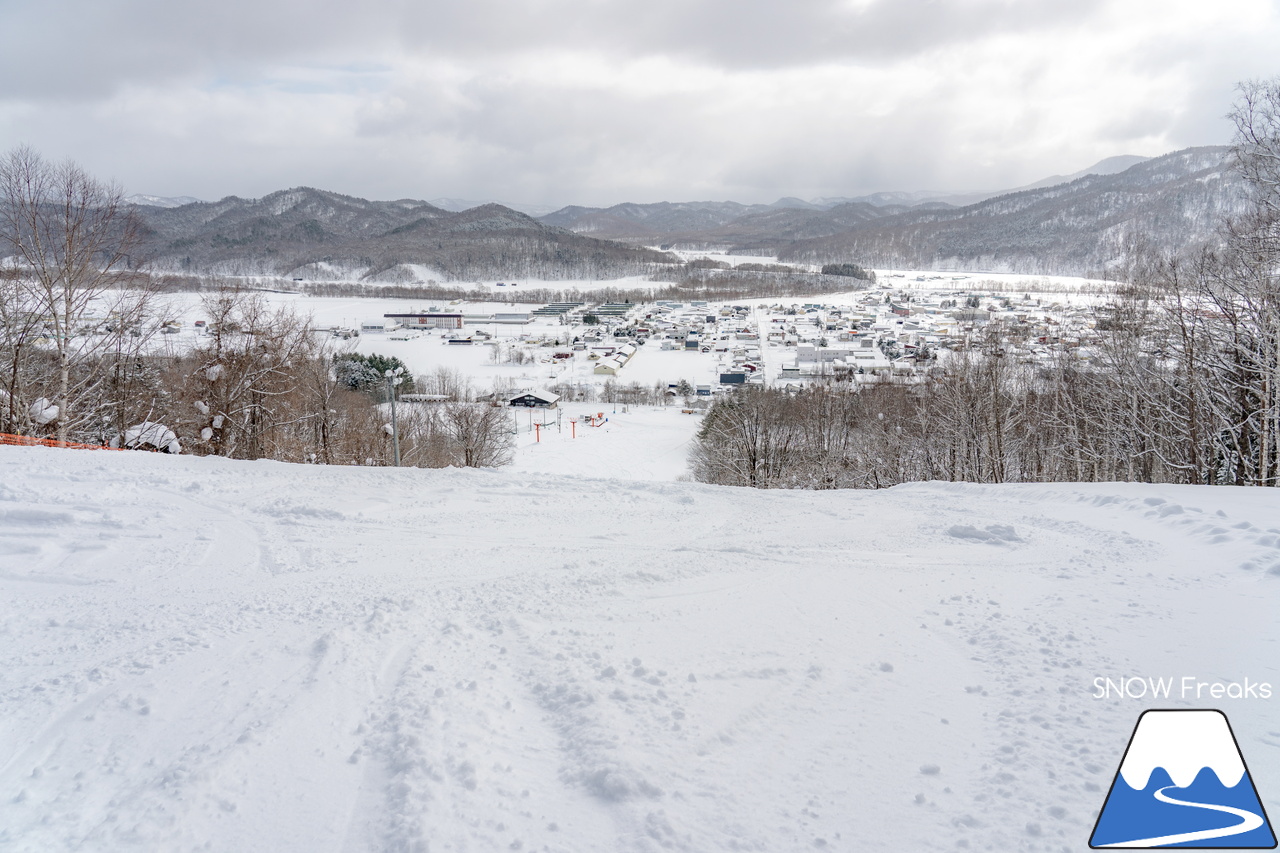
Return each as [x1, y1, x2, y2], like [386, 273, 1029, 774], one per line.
[0, 146, 153, 442]
[437, 402, 514, 467]
[1213, 80, 1280, 483]
[691, 387, 800, 488]
[0, 266, 45, 433]
[1231, 79, 1280, 221]
[184, 285, 317, 459]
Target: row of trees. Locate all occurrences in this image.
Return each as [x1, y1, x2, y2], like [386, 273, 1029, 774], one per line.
[695, 80, 1280, 490]
[150, 267, 866, 308]
[691, 343, 1240, 490]
[820, 263, 876, 281]
[0, 148, 153, 443]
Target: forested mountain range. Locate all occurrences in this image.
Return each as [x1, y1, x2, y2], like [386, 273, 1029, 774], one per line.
[777, 147, 1243, 274]
[130, 147, 1243, 281]
[134, 188, 675, 281]
[539, 147, 1243, 275]
[537, 153, 1157, 242]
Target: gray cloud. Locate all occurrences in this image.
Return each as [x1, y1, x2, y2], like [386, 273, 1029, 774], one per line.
[2, 0, 1276, 206]
[2, 0, 1110, 98]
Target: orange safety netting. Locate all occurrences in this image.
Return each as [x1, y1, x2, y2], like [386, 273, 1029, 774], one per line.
[0, 433, 121, 451]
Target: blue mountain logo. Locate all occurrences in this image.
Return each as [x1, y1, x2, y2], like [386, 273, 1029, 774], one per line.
[1090, 709, 1276, 848]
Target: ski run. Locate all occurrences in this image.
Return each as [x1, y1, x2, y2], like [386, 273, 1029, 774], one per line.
[2, 444, 1279, 851]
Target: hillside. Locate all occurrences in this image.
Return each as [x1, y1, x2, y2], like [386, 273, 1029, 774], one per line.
[135, 188, 677, 281]
[539, 148, 1242, 274]
[779, 147, 1244, 274]
[128, 149, 1243, 282]
[2, 445, 1277, 851]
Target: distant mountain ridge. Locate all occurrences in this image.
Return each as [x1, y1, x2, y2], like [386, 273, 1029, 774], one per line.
[426, 198, 562, 217]
[1014, 154, 1152, 192]
[126, 194, 205, 209]
[533, 148, 1239, 275]
[135, 187, 675, 281]
[129, 149, 1239, 280]
[129, 154, 1151, 220]
[534, 154, 1158, 236]
[776, 147, 1241, 275]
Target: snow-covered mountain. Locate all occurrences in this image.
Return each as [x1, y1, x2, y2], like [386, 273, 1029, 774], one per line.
[126, 193, 205, 208]
[779, 147, 1241, 274]
[1013, 154, 1152, 193]
[535, 149, 1238, 274]
[125, 150, 1228, 279]
[1093, 710, 1275, 848]
[134, 188, 675, 280]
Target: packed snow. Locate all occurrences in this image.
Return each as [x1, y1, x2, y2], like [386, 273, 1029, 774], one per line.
[507, 403, 699, 482]
[2, 442, 1279, 852]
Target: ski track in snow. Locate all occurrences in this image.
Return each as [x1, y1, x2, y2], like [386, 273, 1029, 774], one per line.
[1, 449, 1279, 851]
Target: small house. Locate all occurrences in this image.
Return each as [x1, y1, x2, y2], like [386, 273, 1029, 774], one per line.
[508, 390, 560, 409]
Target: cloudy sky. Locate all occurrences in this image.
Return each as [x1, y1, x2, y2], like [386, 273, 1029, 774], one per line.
[3, 0, 1278, 208]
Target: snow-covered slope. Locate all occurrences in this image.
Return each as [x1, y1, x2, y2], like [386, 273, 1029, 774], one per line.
[2, 448, 1278, 851]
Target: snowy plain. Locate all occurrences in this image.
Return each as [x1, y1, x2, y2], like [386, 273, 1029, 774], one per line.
[2, 442, 1279, 852]
[145, 263, 1112, 401]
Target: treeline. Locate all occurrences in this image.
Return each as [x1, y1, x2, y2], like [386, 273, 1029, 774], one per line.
[649, 266, 875, 298]
[692, 324, 1265, 489]
[145, 264, 875, 306]
[820, 263, 876, 281]
[546, 379, 684, 406]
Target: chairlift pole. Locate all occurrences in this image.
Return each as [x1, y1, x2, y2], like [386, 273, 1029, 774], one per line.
[386, 368, 403, 467]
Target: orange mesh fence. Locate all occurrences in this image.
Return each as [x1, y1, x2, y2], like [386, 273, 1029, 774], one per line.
[0, 433, 121, 451]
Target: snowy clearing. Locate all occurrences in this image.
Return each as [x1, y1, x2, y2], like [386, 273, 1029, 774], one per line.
[2, 447, 1278, 851]
[507, 403, 699, 482]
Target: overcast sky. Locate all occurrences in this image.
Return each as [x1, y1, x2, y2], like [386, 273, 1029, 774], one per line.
[3, 0, 1278, 208]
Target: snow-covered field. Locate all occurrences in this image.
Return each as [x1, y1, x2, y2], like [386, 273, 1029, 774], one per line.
[507, 403, 699, 482]
[876, 270, 1115, 297]
[150, 292, 754, 394]
[3, 444, 1279, 852]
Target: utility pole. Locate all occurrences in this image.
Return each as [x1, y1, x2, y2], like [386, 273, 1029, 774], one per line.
[385, 367, 405, 467]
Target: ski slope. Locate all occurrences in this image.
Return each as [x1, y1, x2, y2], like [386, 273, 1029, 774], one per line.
[2, 446, 1279, 851]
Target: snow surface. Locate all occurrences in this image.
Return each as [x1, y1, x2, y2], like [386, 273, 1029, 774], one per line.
[119, 422, 183, 455]
[2, 446, 1280, 852]
[506, 404, 699, 482]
